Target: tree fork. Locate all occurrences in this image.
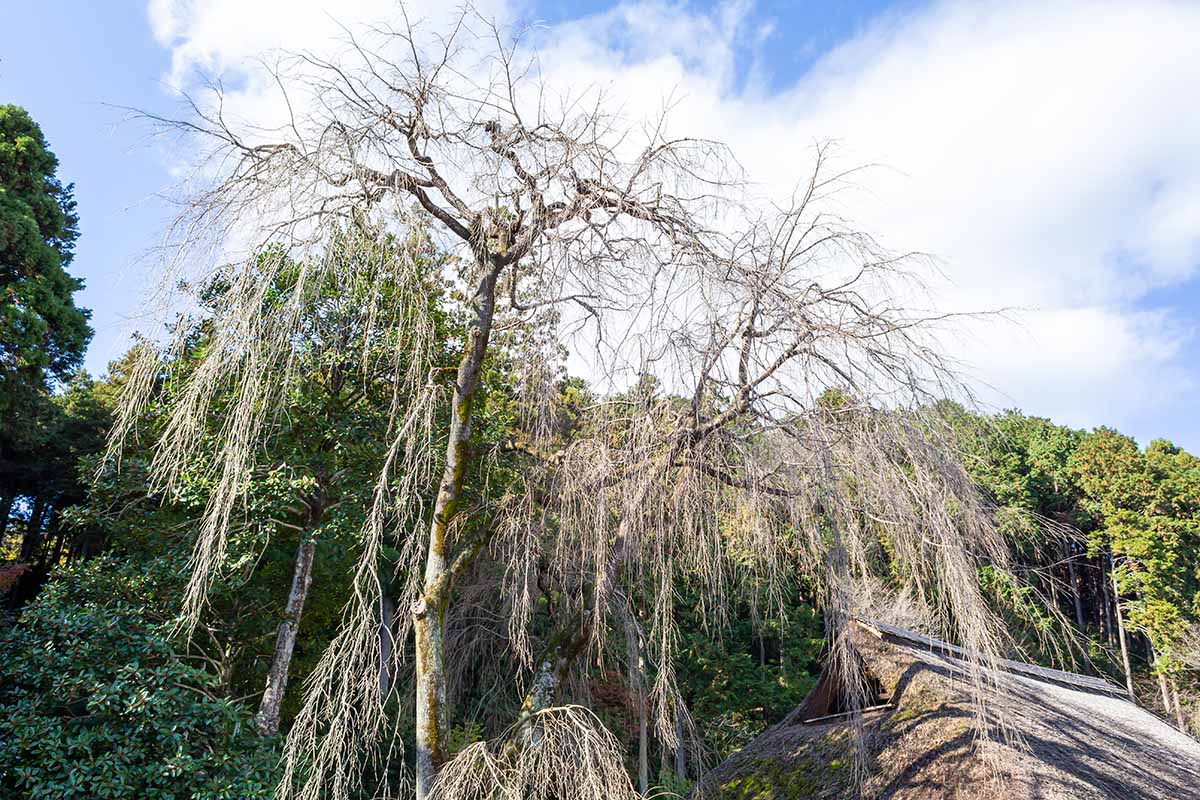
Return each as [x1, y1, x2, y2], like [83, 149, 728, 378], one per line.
[510, 467, 670, 741]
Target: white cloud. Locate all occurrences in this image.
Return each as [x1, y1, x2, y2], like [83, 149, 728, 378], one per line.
[146, 0, 1200, 440]
[148, 0, 512, 83]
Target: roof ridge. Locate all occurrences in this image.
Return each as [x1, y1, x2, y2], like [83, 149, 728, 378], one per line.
[854, 617, 1128, 699]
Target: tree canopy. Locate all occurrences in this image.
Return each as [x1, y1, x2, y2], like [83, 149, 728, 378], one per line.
[0, 104, 91, 414]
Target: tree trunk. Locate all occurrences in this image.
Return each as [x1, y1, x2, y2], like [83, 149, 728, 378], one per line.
[1147, 639, 1173, 718]
[255, 535, 317, 736]
[674, 711, 686, 782]
[508, 466, 672, 763]
[18, 497, 47, 562]
[1064, 543, 1085, 630]
[627, 623, 648, 796]
[1176, 681, 1185, 734]
[638, 696, 649, 796]
[1159, 672, 1174, 718]
[512, 499, 651, 729]
[516, 651, 565, 743]
[1099, 558, 1113, 643]
[513, 611, 605, 754]
[0, 494, 14, 542]
[1047, 554, 1062, 618]
[659, 725, 669, 782]
[414, 259, 501, 800]
[1111, 569, 1135, 700]
[379, 594, 396, 701]
[44, 509, 67, 568]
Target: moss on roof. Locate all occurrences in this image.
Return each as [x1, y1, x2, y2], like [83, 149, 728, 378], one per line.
[697, 623, 1200, 800]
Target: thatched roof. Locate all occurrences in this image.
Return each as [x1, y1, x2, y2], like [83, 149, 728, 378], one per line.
[697, 619, 1200, 799]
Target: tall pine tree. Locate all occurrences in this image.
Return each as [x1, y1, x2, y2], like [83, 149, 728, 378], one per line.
[0, 104, 92, 564]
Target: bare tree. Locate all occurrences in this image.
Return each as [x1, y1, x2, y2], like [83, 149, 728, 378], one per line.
[112, 7, 1037, 799]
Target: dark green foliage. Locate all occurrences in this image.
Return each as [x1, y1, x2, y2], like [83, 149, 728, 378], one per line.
[0, 105, 95, 578]
[0, 369, 114, 609]
[1070, 431, 1200, 670]
[675, 587, 823, 762]
[0, 558, 276, 799]
[950, 406, 1085, 539]
[0, 104, 91, 421]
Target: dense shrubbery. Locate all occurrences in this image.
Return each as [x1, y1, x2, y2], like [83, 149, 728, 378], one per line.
[0, 558, 277, 799]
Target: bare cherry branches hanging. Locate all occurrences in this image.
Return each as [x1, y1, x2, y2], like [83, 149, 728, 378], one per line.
[112, 6, 1035, 799]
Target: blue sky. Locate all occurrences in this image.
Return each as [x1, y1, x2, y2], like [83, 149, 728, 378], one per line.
[3, 1, 1199, 450]
[1, 2, 175, 374]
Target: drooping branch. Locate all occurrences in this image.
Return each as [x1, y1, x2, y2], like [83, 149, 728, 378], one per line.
[113, 8, 1041, 799]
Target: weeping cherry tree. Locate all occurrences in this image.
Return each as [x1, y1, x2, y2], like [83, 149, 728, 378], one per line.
[111, 8, 1037, 799]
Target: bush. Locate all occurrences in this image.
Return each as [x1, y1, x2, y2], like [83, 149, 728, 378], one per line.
[0, 558, 277, 799]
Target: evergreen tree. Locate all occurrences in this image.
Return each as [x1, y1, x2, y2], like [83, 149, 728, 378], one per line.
[0, 104, 93, 541]
[0, 104, 91, 412]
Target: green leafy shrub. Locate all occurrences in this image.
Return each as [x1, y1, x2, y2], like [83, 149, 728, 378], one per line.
[0, 558, 277, 799]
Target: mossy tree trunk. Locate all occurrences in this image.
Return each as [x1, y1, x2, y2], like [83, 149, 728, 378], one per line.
[414, 257, 502, 800]
[513, 508, 643, 724]
[510, 464, 672, 743]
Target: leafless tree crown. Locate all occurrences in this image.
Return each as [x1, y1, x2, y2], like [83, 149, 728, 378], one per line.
[111, 8, 1039, 799]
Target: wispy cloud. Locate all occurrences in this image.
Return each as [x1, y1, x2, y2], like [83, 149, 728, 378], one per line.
[147, 0, 1200, 441]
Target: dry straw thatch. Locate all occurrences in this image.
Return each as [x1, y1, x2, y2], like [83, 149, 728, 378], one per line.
[699, 620, 1200, 800]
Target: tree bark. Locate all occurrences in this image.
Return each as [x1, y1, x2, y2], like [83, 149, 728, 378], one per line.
[628, 624, 648, 797]
[1147, 639, 1173, 719]
[1159, 672, 1174, 718]
[674, 712, 686, 782]
[1111, 568, 1135, 700]
[255, 535, 317, 736]
[509, 463, 672, 761]
[512, 500, 650, 728]
[18, 497, 47, 562]
[44, 509, 67, 568]
[659, 724, 669, 782]
[638, 694, 649, 796]
[379, 594, 396, 701]
[414, 258, 501, 800]
[1172, 680, 1187, 731]
[0, 494, 14, 542]
[510, 615, 597, 754]
[1099, 557, 1113, 643]
[1064, 542, 1085, 630]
